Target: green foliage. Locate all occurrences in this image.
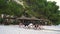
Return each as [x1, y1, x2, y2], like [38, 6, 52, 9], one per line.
[0, 0, 24, 17]
[7, 0, 24, 16]
[0, 0, 60, 25]
[0, 0, 8, 14]
[23, 0, 60, 25]
[0, 18, 4, 24]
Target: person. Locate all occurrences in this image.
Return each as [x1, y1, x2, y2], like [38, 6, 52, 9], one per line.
[28, 23, 34, 29]
[19, 23, 25, 28]
[37, 25, 44, 30]
[34, 24, 39, 30]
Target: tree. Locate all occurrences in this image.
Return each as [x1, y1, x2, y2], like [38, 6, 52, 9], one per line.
[23, 0, 60, 25]
[0, 0, 60, 25]
[0, 0, 24, 16]
[0, 0, 8, 14]
[0, 0, 24, 24]
[7, 0, 24, 17]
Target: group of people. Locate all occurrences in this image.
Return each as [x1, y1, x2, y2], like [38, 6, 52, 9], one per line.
[19, 23, 44, 30]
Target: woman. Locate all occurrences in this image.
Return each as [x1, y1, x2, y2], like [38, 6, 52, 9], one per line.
[19, 23, 25, 28]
